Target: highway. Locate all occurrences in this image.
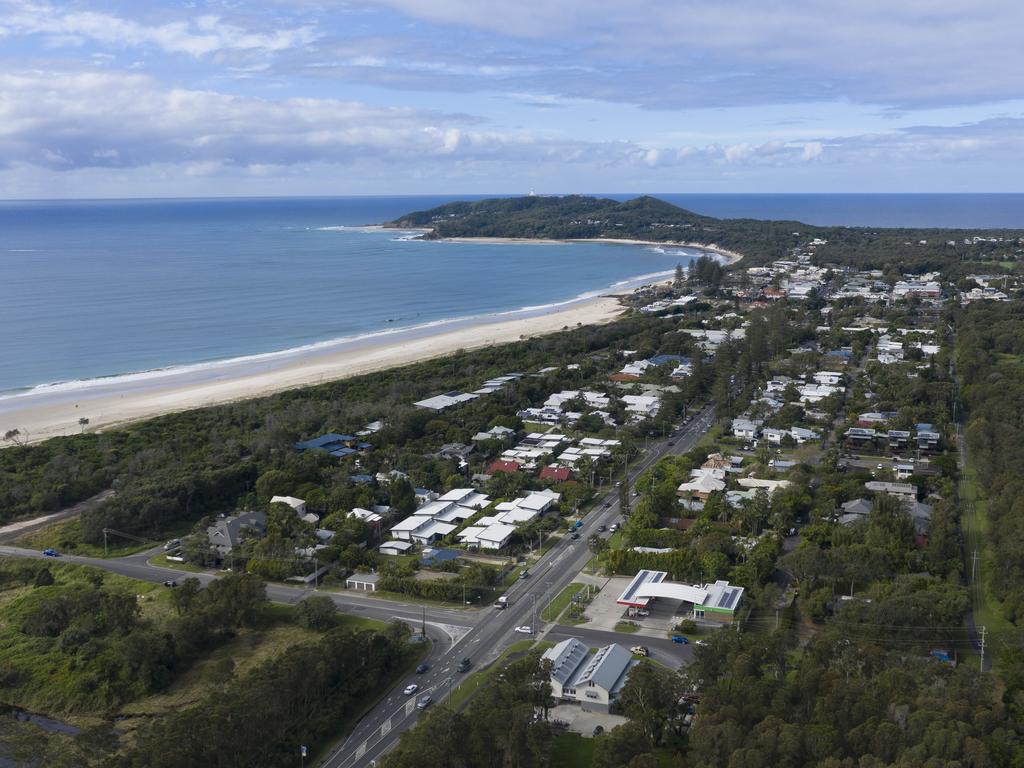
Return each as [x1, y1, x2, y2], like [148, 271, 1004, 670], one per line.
[0, 403, 717, 768]
[321, 403, 717, 768]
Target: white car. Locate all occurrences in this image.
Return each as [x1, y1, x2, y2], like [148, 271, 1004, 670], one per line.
[514, 625, 534, 634]
[403, 684, 419, 696]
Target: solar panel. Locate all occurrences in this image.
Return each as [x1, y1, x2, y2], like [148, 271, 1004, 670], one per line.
[718, 589, 738, 609]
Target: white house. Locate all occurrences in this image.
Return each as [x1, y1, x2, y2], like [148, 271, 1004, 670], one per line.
[542, 639, 636, 713]
[732, 418, 760, 440]
[270, 495, 307, 515]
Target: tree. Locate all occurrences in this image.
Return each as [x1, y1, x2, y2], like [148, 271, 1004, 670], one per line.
[588, 534, 609, 555]
[33, 567, 54, 588]
[170, 577, 202, 615]
[617, 661, 685, 747]
[296, 595, 337, 630]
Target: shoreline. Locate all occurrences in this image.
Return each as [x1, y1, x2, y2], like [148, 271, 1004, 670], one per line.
[0, 295, 626, 445]
[424, 233, 744, 265]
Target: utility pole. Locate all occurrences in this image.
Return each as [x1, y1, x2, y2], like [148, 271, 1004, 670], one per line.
[103, 529, 108, 556]
[421, 606, 427, 638]
[972, 549, 979, 583]
[980, 625, 987, 673]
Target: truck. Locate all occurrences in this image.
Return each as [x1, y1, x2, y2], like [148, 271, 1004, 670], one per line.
[494, 596, 510, 609]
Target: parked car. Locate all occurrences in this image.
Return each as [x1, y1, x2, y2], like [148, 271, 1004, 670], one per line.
[630, 645, 649, 657]
[514, 625, 533, 634]
[162, 579, 178, 588]
[416, 664, 429, 674]
[667, 441, 676, 446]
[457, 658, 472, 673]
[597, 524, 607, 532]
[609, 523, 619, 532]
[570, 532, 580, 540]
[416, 695, 432, 710]
[163, 539, 181, 551]
[635, 608, 650, 617]
[519, 570, 530, 579]
[41, 549, 60, 557]
[403, 684, 419, 696]
[671, 635, 689, 644]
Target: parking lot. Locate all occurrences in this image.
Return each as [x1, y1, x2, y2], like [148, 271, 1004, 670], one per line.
[573, 576, 687, 639]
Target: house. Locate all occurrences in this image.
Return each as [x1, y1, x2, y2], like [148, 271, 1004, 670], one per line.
[837, 497, 872, 525]
[844, 427, 878, 447]
[206, 511, 266, 557]
[702, 453, 731, 471]
[487, 459, 522, 474]
[789, 427, 820, 443]
[732, 418, 760, 440]
[677, 474, 726, 502]
[542, 639, 636, 713]
[457, 521, 517, 550]
[438, 443, 474, 460]
[379, 540, 413, 556]
[345, 572, 380, 592]
[271, 495, 307, 515]
[294, 433, 366, 459]
[762, 427, 787, 445]
[472, 426, 516, 442]
[908, 500, 933, 535]
[887, 430, 911, 450]
[916, 424, 941, 452]
[865, 481, 917, 500]
[414, 391, 478, 411]
[540, 465, 572, 483]
[349, 507, 384, 525]
[736, 478, 791, 495]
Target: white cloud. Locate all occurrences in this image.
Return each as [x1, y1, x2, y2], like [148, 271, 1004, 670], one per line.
[0, 1, 318, 57]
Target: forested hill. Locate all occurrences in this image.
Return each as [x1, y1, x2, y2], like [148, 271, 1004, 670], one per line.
[385, 195, 1024, 273]
[386, 195, 816, 263]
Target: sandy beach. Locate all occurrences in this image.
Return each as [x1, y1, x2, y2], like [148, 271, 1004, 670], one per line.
[0, 295, 624, 445]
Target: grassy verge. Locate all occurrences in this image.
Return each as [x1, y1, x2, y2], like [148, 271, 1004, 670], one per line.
[960, 457, 1015, 639]
[550, 732, 595, 768]
[542, 582, 586, 622]
[147, 553, 208, 573]
[447, 639, 550, 711]
[614, 621, 640, 634]
[14, 518, 157, 558]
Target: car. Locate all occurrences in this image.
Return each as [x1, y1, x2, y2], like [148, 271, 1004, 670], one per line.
[162, 579, 178, 588]
[635, 608, 650, 617]
[667, 441, 675, 446]
[876, 463, 884, 470]
[609, 523, 619, 532]
[597, 524, 607, 532]
[41, 548, 60, 557]
[603, 501, 611, 508]
[694, 639, 707, 646]
[403, 684, 419, 696]
[519, 570, 530, 579]
[570, 532, 580, 540]
[592, 725, 604, 736]
[457, 658, 472, 673]
[415, 664, 429, 674]
[671, 635, 689, 644]
[163, 539, 181, 551]
[630, 645, 649, 657]
[416, 695, 432, 710]
[514, 625, 533, 634]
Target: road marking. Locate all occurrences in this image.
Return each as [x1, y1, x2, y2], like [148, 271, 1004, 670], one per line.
[381, 718, 391, 736]
[355, 743, 366, 759]
[405, 699, 416, 716]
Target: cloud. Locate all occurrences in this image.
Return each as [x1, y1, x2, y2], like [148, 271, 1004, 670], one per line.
[300, 0, 1024, 110]
[0, 1, 318, 57]
[0, 68, 1020, 198]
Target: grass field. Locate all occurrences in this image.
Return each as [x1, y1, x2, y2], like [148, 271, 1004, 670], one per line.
[614, 621, 640, 634]
[550, 732, 594, 768]
[541, 582, 586, 622]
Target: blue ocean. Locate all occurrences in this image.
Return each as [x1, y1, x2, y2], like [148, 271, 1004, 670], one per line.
[1, 194, 1021, 395]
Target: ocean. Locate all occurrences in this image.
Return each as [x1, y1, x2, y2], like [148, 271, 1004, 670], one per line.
[2, 193, 1022, 397]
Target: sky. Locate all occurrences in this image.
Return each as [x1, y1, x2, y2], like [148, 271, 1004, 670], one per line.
[1, 0, 1023, 197]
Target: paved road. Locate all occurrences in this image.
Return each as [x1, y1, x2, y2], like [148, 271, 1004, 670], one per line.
[0, 403, 718, 767]
[321, 403, 718, 768]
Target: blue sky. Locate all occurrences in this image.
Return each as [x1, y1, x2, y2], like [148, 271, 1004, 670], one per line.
[1, 0, 1023, 197]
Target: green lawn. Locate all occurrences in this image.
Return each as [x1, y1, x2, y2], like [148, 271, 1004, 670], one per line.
[542, 582, 586, 622]
[550, 732, 594, 768]
[614, 621, 640, 634]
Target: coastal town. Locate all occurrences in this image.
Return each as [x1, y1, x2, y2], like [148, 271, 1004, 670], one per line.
[3, 207, 1023, 768]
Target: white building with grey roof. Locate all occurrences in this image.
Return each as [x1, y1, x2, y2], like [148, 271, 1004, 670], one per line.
[542, 638, 636, 713]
